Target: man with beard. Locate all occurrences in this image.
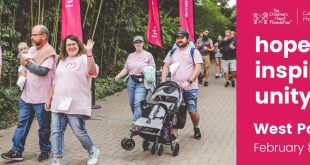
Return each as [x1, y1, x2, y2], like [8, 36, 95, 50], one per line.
[161, 30, 203, 140]
[195, 29, 214, 86]
[1, 25, 57, 162]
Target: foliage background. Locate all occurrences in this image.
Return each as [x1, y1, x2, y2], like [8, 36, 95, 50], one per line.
[0, 0, 235, 129]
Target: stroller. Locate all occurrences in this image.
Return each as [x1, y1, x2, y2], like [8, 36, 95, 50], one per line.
[121, 81, 184, 156]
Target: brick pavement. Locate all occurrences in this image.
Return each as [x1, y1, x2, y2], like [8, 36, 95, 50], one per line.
[0, 65, 236, 165]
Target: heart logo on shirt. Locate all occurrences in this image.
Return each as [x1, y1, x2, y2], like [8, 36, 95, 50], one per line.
[66, 63, 76, 70]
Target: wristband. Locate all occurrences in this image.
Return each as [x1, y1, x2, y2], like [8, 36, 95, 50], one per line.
[87, 53, 93, 57]
[187, 79, 193, 84]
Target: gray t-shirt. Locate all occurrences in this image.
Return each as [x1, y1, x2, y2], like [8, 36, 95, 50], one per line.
[198, 38, 212, 56]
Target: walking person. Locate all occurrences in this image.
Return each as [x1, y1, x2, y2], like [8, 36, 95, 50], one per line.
[220, 30, 236, 87]
[1, 25, 57, 162]
[45, 35, 100, 165]
[214, 35, 223, 79]
[195, 28, 214, 86]
[115, 36, 155, 123]
[161, 30, 203, 140]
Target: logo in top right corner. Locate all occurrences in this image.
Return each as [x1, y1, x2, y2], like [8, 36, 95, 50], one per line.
[253, 9, 292, 25]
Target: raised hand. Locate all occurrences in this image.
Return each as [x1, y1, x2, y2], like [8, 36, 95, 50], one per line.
[84, 39, 95, 53]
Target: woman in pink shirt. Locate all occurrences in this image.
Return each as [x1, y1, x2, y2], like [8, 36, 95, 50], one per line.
[115, 36, 155, 123]
[45, 35, 99, 165]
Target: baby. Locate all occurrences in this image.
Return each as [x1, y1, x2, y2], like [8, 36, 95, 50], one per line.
[16, 42, 30, 90]
[17, 42, 29, 77]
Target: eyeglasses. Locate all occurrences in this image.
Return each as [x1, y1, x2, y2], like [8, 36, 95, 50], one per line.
[134, 41, 143, 44]
[31, 33, 43, 37]
[66, 43, 78, 47]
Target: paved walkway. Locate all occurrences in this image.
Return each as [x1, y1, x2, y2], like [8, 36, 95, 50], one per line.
[0, 65, 236, 165]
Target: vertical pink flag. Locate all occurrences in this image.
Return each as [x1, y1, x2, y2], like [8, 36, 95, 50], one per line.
[147, 0, 163, 47]
[179, 0, 194, 41]
[61, 0, 83, 42]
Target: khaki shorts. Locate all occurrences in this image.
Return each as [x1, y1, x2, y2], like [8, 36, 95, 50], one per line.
[222, 59, 236, 73]
[201, 56, 210, 68]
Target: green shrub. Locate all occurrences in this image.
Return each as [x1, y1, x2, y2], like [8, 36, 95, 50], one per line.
[94, 77, 126, 99]
[0, 86, 20, 129]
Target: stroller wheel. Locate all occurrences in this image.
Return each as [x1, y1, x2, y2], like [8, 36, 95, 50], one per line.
[121, 138, 135, 150]
[150, 142, 156, 155]
[121, 138, 128, 148]
[172, 143, 179, 156]
[142, 139, 150, 151]
[156, 143, 163, 156]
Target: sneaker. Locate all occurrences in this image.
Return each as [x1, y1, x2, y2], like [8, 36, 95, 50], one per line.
[50, 159, 64, 165]
[1, 150, 23, 161]
[194, 127, 201, 139]
[38, 151, 51, 161]
[225, 81, 231, 87]
[87, 148, 100, 165]
[203, 81, 208, 87]
[215, 74, 219, 79]
[231, 80, 235, 87]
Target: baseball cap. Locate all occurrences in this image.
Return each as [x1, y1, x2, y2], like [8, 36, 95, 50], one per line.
[133, 36, 144, 42]
[176, 30, 189, 38]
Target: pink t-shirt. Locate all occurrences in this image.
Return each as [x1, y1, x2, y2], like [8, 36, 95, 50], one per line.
[125, 50, 155, 75]
[51, 55, 99, 116]
[164, 46, 203, 90]
[21, 45, 56, 103]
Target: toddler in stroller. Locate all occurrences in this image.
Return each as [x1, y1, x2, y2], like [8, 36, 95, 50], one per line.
[121, 81, 185, 156]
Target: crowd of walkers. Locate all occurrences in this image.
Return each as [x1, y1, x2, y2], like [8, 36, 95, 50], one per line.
[196, 28, 237, 88]
[0, 24, 236, 164]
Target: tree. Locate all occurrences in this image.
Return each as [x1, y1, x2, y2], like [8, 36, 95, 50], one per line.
[195, 0, 231, 40]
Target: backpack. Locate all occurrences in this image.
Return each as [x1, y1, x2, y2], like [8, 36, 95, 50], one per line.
[169, 47, 196, 66]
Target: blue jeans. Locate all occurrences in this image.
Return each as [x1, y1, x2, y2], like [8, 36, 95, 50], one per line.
[183, 89, 198, 112]
[12, 99, 51, 154]
[51, 113, 93, 157]
[127, 76, 148, 121]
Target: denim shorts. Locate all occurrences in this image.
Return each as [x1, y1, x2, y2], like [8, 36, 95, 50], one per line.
[183, 89, 198, 112]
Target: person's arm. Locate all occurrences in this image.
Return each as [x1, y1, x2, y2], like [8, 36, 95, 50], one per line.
[84, 39, 96, 74]
[229, 39, 236, 50]
[161, 63, 170, 82]
[195, 38, 201, 49]
[208, 39, 215, 52]
[45, 84, 55, 111]
[115, 68, 129, 81]
[20, 58, 49, 76]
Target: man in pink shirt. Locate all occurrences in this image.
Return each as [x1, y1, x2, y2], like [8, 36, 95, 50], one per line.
[161, 30, 203, 140]
[1, 25, 57, 162]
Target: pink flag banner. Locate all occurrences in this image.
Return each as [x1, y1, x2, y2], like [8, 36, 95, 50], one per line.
[179, 0, 194, 41]
[146, 0, 163, 47]
[61, 0, 83, 42]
